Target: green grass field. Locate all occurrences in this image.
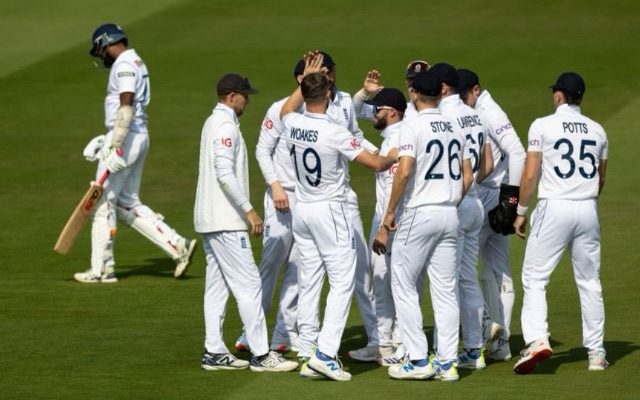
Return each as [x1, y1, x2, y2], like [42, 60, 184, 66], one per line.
[1, 0, 639, 398]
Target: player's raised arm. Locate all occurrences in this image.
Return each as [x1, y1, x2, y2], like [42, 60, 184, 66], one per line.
[280, 51, 324, 120]
[353, 69, 384, 120]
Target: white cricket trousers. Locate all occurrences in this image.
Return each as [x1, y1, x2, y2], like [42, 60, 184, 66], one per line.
[478, 186, 514, 340]
[350, 191, 379, 347]
[391, 205, 459, 362]
[294, 201, 357, 358]
[258, 188, 299, 344]
[202, 231, 269, 356]
[457, 194, 485, 349]
[368, 216, 396, 347]
[521, 199, 605, 351]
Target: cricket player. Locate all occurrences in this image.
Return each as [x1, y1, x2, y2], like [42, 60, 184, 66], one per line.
[513, 72, 608, 374]
[385, 70, 472, 381]
[280, 54, 396, 381]
[75, 23, 196, 283]
[362, 88, 407, 366]
[457, 68, 526, 362]
[195, 73, 298, 373]
[430, 63, 491, 370]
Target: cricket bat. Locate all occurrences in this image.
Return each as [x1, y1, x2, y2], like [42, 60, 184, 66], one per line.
[53, 170, 110, 255]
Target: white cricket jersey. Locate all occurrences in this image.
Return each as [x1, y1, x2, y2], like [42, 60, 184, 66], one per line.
[475, 90, 525, 188]
[404, 101, 418, 120]
[528, 104, 608, 200]
[374, 122, 402, 220]
[194, 103, 251, 233]
[105, 49, 150, 132]
[255, 97, 298, 191]
[438, 94, 485, 196]
[398, 108, 466, 207]
[282, 111, 364, 203]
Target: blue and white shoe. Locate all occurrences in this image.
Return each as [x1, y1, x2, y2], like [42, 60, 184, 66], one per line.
[308, 350, 351, 381]
[388, 359, 435, 380]
[433, 359, 459, 381]
[457, 348, 486, 369]
[378, 346, 403, 366]
[201, 351, 249, 370]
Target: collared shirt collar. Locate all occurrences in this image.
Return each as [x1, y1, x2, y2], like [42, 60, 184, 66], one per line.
[214, 102, 239, 124]
[556, 103, 582, 115]
[416, 107, 441, 116]
[380, 120, 402, 139]
[303, 110, 331, 121]
[438, 93, 462, 110]
[329, 88, 344, 105]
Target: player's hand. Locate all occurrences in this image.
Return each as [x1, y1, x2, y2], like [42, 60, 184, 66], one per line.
[100, 146, 126, 173]
[271, 182, 289, 213]
[83, 134, 106, 162]
[514, 215, 527, 239]
[246, 209, 264, 237]
[372, 228, 389, 255]
[363, 70, 384, 95]
[303, 50, 324, 76]
[383, 212, 397, 232]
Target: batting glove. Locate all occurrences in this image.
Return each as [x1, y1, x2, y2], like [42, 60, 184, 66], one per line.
[101, 146, 126, 173]
[83, 134, 106, 162]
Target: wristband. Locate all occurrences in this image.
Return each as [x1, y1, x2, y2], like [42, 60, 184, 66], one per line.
[516, 204, 528, 216]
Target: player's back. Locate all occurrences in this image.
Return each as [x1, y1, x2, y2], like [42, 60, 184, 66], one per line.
[400, 109, 465, 208]
[529, 104, 607, 200]
[283, 111, 362, 204]
[105, 48, 150, 131]
[439, 94, 486, 187]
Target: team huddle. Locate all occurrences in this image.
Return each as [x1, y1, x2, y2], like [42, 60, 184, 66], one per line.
[81, 24, 609, 381]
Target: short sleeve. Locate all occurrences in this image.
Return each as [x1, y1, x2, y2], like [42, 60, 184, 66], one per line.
[600, 137, 608, 160]
[334, 128, 364, 161]
[527, 120, 543, 152]
[397, 123, 418, 159]
[114, 62, 137, 94]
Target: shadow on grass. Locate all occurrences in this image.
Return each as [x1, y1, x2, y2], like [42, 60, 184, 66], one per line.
[115, 257, 197, 280]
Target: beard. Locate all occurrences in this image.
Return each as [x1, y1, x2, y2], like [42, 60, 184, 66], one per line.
[103, 54, 116, 68]
[373, 117, 387, 131]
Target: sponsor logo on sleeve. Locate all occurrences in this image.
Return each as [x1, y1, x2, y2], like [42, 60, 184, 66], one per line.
[399, 143, 414, 152]
[221, 137, 232, 147]
[389, 164, 398, 175]
[528, 139, 540, 146]
[495, 122, 512, 135]
[351, 138, 361, 149]
[117, 71, 135, 78]
[263, 118, 274, 130]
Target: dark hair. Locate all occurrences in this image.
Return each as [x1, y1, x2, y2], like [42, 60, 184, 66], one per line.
[300, 73, 332, 102]
[563, 92, 583, 105]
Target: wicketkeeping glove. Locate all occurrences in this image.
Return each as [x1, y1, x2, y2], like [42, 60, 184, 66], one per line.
[488, 184, 520, 235]
[100, 146, 126, 173]
[83, 134, 106, 162]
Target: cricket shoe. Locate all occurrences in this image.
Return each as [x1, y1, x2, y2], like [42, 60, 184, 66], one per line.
[348, 345, 378, 362]
[249, 350, 298, 372]
[308, 350, 352, 381]
[299, 357, 321, 378]
[74, 269, 116, 283]
[513, 339, 552, 374]
[482, 317, 503, 349]
[201, 351, 249, 370]
[457, 348, 486, 370]
[433, 359, 459, 381]
[487, 338, 512, 361]
[588, 349, 609, 371]
[388, 359, 435, 380]
[174, 239, 197, 278]
[378, 346, 403, 367]
[235, 332, 250, 352]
